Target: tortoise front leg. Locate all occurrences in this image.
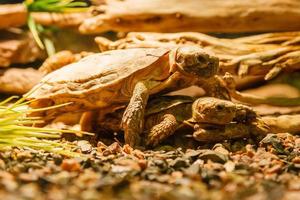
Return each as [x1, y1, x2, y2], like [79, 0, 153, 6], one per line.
[146, 114, 179, 147]
[121, 81, 150, 147]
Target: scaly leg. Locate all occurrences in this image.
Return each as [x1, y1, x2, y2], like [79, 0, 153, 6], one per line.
[80, 111, 97, 132]
[121, 81, 150, 147]
[146, 114, 179, 147]
[80, 106, 122, 132]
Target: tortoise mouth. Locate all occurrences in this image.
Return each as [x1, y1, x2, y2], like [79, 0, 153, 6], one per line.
[181, 60, 218, 78]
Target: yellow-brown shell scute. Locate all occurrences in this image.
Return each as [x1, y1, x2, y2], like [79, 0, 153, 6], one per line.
[26, 48, 170, 99]
[146, 95, 194, 116]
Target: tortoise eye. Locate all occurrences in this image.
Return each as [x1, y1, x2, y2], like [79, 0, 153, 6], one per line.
[216, 104, 225, 110]
[176, 54, 185, 64]
[197, 55, 207, 64]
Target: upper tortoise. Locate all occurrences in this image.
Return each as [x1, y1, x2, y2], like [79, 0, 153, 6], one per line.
[26, 47, 219, 147]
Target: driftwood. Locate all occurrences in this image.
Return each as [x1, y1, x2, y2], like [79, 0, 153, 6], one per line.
[261, 115, 300, 134]
[0, 4, 90, 29]
[80, 0, 300, 34]
[3, 1, 300, 33]
[0, 28, 96, 68]
[32, 12, 91, 28]
[0, 29, 44, 67]
[232, 32, 300, 46]
[95, 32, 300, 80]
[0, 68, 42, 95]
[222, 73, 300, 107]
[0, 4, 27, 29]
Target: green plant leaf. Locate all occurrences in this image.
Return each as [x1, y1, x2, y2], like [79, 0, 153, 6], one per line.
[0, 96, 92, 157]
[25, 0, 89, 55]
[27, 14, 44, 49]
[25, 0, 88, 13]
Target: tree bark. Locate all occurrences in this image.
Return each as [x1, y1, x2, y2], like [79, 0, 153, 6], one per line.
[0, 4, 27, 29]
[95, 31, 300, 79]
[80, 0, 300, 34]
[0, 29, 44, 67]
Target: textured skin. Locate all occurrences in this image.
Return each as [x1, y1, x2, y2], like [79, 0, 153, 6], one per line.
[95, 96, 192, 146]
[146, 114, 178, 147]
[198, 76, 230, 100]
[121, 81, 149, 146]
[144, 100, 192, 146]
[191, 97, 257, 125]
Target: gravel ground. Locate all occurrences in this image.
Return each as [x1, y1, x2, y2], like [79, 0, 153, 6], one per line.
[0, 133, 299, 200]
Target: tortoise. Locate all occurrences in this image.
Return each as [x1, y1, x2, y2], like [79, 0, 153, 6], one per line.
[178, 96, 300, 143]
[91, 96, 268, 147]
[26, 46, 225, 147]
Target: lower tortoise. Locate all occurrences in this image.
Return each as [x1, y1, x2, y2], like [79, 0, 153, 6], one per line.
[93, 95, 300, 146]
[91, 96, 270, 147]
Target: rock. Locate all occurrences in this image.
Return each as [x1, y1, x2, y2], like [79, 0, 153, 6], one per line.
[60, 159, 81, 172]
[77, 140, 92, 153]
[198, 150, 228, 163]
[169, 158, 190, 169]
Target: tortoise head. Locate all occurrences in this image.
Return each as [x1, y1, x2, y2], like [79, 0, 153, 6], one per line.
[191, 97, 237, 125]
[171, 46, 219, 78]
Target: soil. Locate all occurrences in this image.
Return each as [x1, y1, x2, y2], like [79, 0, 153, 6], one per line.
[0, 133, 299, 200]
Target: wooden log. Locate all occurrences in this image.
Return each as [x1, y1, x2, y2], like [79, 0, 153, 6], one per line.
[80, 0, 300, 34]
[0, 4, 90, 29]
[95, 32, 300, 79]
[0, 68, 42, 94]
[32, 12, 91, 28]
[0, 4, 27, 29]
[0, 29, 44, 67]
